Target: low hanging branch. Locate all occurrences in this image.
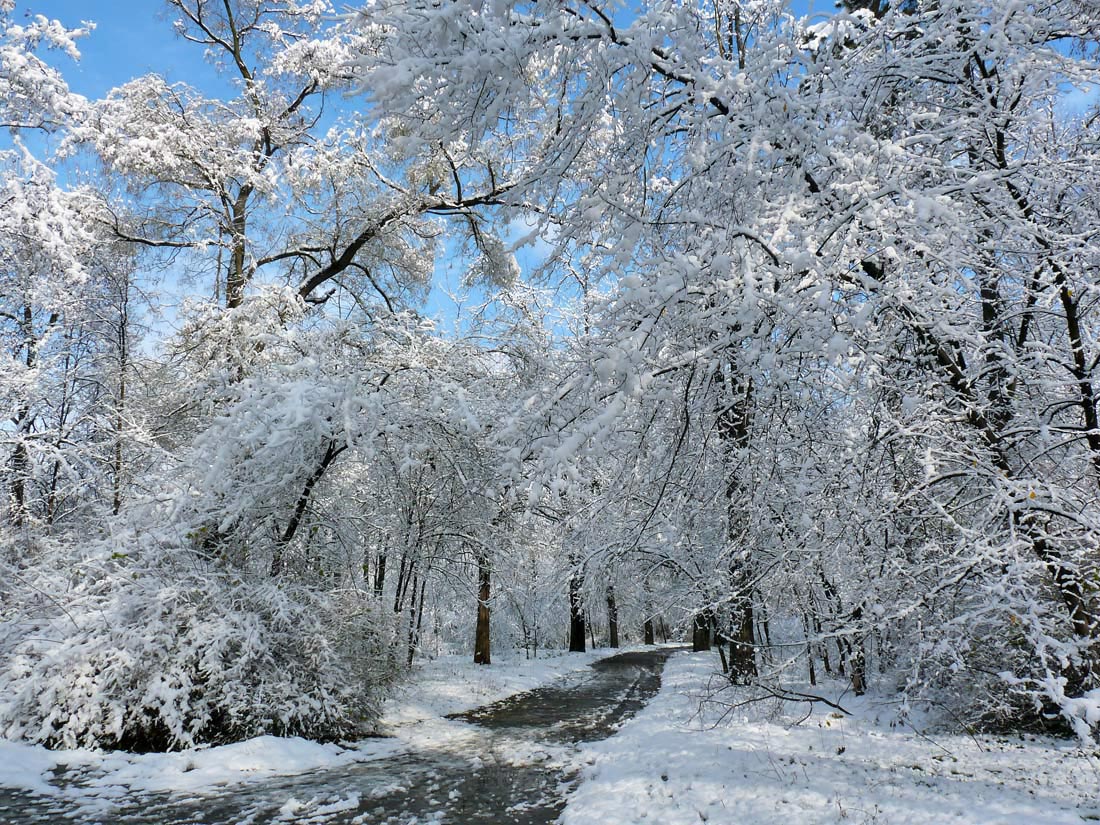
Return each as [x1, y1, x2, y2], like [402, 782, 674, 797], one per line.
[271, 439, 348, 575]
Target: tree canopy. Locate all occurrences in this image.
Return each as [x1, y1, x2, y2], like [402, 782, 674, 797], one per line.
[2, 0, 1099, 749]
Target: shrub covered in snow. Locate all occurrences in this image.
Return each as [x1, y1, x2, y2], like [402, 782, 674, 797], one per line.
[0, 531, 395, 751]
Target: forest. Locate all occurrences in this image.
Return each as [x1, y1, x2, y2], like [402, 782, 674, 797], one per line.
[2, 0, 1100, 759]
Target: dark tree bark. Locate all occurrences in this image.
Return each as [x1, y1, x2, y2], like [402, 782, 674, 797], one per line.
[568, 554, 586, 652]
[9, 436, 28, 527]
[729, 603, 757, 683]
[9, 304, 47, 527]
[850, 646, 867, 696]
[657, 616, 670, 644]
[373, 547, 387, 598]
[474, 552, 491, 665]
[394, 550, 412, 613]
[643, 617, 655, 646]
[848, 605, 867, 695]
[803, 612, 817, 686]
[692, 612, 712, 652]
[112, 309, 127, 516]
[407, 576, 427, 668]
[225, 187, 251, 309]
[270, 439, 346, 576]
[718, 366, 758, 681]
[606, 585, 619, 648]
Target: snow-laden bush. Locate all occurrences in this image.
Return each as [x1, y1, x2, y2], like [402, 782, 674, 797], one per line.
[873, 531, 1100, 741]
[894, 604, 1100, 740]
[0, 531, 395, 751]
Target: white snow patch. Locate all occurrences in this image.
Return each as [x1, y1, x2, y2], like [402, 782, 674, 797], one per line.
[0, 737, 72, 795]
[562, 651, 1100, 825]
[83, 735, 392, 796]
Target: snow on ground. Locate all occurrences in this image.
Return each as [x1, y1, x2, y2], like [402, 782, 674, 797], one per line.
[385, 646, 616, 724]
[0, 738, 63, 797]
[561, 651, 1100, 825]
[381, 645, 620, 758]
[0, 646, 619, 807]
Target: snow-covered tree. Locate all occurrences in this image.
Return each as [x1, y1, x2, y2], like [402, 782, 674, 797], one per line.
[350, 0, 1100, 737]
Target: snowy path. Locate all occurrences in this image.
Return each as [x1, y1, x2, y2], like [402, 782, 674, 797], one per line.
[561, 652, 1100, 825]
[0, 648, 679, 824]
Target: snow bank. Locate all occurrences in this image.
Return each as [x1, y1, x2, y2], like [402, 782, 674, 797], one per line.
[80, 735, 399, 797]
[562, 651, 1100, 825]
[0, 738, 69, 796]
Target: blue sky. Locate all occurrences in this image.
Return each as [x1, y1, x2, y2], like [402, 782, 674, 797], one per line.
[21, 1, 227, 97]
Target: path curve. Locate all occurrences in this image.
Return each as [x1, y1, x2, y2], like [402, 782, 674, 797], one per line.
[0, 647, 680, 824]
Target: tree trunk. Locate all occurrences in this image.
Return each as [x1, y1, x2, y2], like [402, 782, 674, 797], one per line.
[643, 617, 655, 646]
[848, 605, 867, 695]
[10, 304, 40, 527]
[850, 645, 867, 695]
[225, 187, 251, 310]
[692, 612, 712, 652]
[112, 277, 130, 516]
[719, 365, 758, 677]
[393, 551, 410, 613]
[606, 585, 619, 648]
[568, 560, 586, 652]
[407, 577, 426, 668]
[373, 548, 387, 598]
[729, 601, 757, 684]
[9, 436, 28, 527]
[803, 612, 817, 686]
[46, 328, 77, 527]
[271, 439, 346, 576]
[112, 381, 125, 516]
[474, 552, 491, 665]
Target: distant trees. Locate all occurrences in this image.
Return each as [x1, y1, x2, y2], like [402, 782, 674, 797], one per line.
[0, 10, 125, 537]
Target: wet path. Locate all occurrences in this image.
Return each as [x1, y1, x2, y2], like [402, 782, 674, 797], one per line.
[0, 648, 679, 824]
